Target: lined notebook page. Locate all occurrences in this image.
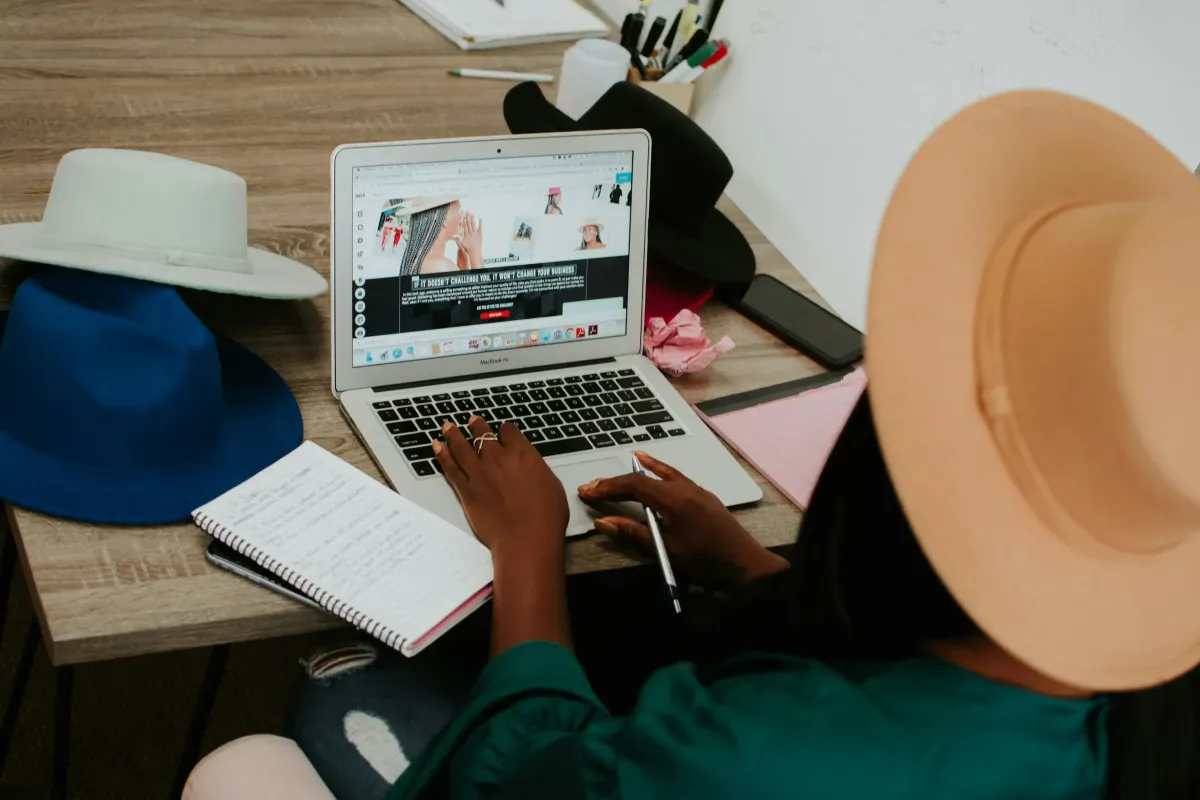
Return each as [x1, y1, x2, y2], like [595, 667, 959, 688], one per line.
[416, 0, 606, 41]
[194, 441, 493, 652]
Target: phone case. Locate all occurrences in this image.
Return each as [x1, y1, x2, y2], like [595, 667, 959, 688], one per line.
[734, 276, 863, 369]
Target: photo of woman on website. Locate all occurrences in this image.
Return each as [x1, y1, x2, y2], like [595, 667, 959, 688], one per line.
[389, 196, 484, 276]
[577, 219, 606, 251]
[545, 187, 563, 215]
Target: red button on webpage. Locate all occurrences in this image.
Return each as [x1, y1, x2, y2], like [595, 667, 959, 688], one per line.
[480, 310, 510, 320]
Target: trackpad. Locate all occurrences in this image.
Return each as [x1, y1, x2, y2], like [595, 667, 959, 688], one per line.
[556, 458, 647, 530]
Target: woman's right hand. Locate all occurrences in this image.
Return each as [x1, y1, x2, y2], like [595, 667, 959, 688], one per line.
[578, 452, 790, 590]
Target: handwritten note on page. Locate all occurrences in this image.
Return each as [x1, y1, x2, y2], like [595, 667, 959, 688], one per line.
[193, 441, 493, 654]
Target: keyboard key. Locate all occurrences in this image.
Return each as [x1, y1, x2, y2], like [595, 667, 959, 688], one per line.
[634, 388, 654, 400]
[525, 429, 546, 443]
[618, 369, 635, 376]
[599, 380, 619, 392]
[633, 411, 674, 426]
[632, 399, 665, 413]
[416, 417, 436, 431]
[450, 391, 469, 399]
[393, 398, 413, 406]
[525, 416, 545, 429]
[617, 377, 644, 389]
[580, 421, 600, 434]
[435, 393, 452, 401]
[615, 417, 635, 429]
[436, 401, 456, 414]
[509, 383, 527, 391]
[582, 374, 600, 381]
[404, 445, 436, 461]
[548, 399, 567, 412]
[529, 389, 549, 401]
[412, 460, 436, 477]
[613, 403, 634, 416]
[596, 406, 617, 419]
[562, 424, 581, 437]
[478, 409, 496, 423]
[589, 434, 616, 448]
[582, 382, 602, 394]
[566, 397, 585, 409]
[561, 410, 581, 423]
[455, 399, 476, 412]
[634, 433, 652, 442]
[612, 431, 633, 445]
[544, 427, 564, 440]
[579, 408, 599, 421]
[412, 396, 432, 404]
[377, 408, 399, 422]
[474, 396, 495, 409]
[394, 433, 428, 448]
[668, 428, 686, 437]
[417, 404, 436, 417]
[542, 413, 562, 426]
[454, 412, 472, 425]
[647, 425, 669, 440]
[387, 421, 417, 434]
[432, 460, 444, 474]
[547, 378, 564, 386]
[471, 388, 491, 396]
[398, 406, 420, 420]
[600, 392, 620, 405]
[547, 386, 567, 398]
[534, 437, 593, 458]
[530, 402, 549, 414]
[565, 384, 586, 397]
[597, 419, 617, 432]
[511, 391, 531, 403]
[582, 396, 603, 408]
[372, 400, 392, 409]
[565, 376, 583, 383]
[601, 371, 618, 378]
[493, 407, 513, 420]
[490, 386, 511, 394]
[492, 394, 513, 406]
[617, 390, 637, 402]
[528, 381, 546, 389]
[511, 404, 531, 417]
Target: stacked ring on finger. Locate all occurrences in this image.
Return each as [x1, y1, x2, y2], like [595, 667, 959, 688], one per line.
[473, 432, 499, 455]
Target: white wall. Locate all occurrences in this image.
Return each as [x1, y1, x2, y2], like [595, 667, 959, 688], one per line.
[693, 0, 1200, 330]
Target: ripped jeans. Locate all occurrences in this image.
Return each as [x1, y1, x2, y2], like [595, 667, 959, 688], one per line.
[288, 613, 489, 800]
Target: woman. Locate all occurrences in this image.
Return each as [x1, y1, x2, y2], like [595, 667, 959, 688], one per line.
[576, 220, 605, 251]
[397, 198, 483, 275]
[545, 188, 563, 215]
[291, 92, 1200, 798]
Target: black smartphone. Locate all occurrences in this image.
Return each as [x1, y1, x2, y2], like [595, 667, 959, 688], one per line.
[205, 540, 322, 611]
[732, 275, 864, 369]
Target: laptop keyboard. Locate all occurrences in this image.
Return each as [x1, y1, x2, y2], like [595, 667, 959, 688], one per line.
[369, 368, 687, 479]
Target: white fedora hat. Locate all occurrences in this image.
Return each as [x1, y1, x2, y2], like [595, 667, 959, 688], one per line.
[0, 149, 327, 299]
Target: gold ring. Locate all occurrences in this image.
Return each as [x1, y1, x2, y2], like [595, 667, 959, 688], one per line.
[473, 433, 499, 455]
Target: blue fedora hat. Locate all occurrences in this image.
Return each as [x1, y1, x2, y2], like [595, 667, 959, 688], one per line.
[0, 268, 303, 524]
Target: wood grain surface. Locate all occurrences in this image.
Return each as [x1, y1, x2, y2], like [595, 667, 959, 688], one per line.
[0, 0, 831, 666]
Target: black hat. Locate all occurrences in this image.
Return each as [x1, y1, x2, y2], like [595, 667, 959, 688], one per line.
[504, 81, 755, 288]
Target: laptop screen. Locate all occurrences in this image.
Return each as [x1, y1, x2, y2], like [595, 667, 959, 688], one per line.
[350, 151, 635, 367]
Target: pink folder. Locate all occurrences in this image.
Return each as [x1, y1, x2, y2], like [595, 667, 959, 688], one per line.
[695, 369, 867, 510]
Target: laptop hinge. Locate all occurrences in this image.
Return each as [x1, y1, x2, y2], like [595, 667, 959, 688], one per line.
[373, 356, 618, 393]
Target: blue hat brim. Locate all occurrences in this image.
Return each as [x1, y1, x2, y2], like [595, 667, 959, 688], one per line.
[0, 310, 304, 525]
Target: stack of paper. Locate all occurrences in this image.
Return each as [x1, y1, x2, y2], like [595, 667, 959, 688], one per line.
[401, 0, 609, 50]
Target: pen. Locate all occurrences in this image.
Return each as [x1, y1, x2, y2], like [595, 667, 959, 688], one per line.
[665, 28, 709, 72]
[449, 69, 554, 83]
[677, 1, 700, 48]
[641, 16, 667, 58]
[661, 39, 718, 82]
[632, 455, 682, 614]
[660, 9, 682, 59]
[627, 45, 649, 79]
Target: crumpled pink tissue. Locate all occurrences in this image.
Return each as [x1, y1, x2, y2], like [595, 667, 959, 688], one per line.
[644, 309, 734, 376]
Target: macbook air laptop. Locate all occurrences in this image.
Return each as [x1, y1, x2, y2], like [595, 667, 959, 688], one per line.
[331, 130, 761, 536]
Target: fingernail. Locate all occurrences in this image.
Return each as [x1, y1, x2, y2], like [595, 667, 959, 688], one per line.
[442, 420, 453, 432]
[432, 441, 444, 454]
[469, 415, 482, 424]
[634, 450, 648, 460]
[578, 479, 599, 493]
[594, 518, 616, 533]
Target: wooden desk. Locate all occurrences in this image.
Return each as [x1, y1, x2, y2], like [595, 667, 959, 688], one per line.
[0, 0, 829, 667]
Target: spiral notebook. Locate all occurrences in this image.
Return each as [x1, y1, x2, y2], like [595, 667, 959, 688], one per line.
[192, 441, 494, 656]
[400, 0, 608, 50]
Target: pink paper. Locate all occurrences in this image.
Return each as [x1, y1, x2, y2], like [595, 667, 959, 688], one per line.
[644, 309, 734, 376]
[696, 369, 867, 510]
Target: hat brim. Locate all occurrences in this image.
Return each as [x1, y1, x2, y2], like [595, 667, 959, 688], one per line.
[0, 310, 304, 524]
[868, 90, 1200, 690]
[0, 222, 327, 300]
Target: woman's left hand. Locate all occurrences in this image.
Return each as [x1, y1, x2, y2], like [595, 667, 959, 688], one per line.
[433, 416, 568, 556]
[454, 212, 484, 268]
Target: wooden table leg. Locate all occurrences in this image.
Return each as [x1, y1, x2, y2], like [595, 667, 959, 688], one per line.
[0, 526, 17, 651]
[0, 619, 39, 780]
[170, 644, 231, 798]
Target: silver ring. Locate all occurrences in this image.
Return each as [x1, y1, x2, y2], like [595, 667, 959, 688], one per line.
[473, 433, 499, 455]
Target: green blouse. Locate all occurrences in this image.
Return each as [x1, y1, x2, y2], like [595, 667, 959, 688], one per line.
[388, 641, 1108, 799]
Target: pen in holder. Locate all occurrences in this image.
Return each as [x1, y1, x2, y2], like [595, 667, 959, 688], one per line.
[622, 31, 730, 118]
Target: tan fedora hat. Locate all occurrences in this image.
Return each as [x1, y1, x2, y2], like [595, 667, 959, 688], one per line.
[868, 90, 1200, 691]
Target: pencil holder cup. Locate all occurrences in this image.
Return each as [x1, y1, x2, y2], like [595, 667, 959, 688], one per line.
[627, 69, 695, 116]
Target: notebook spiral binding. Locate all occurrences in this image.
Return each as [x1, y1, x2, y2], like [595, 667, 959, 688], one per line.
[194, 511, 407, 652]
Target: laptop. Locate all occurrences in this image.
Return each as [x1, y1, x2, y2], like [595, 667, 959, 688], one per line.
[330, 130, 761, 536]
